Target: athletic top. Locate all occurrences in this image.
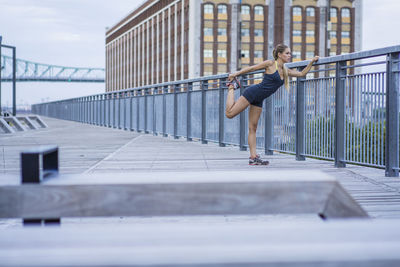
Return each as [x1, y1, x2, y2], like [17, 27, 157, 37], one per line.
[260, 61, 284, 91]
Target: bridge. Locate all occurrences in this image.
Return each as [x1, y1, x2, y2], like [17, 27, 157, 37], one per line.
[1, 45, 400, 266]
[0, 55, 105, 83]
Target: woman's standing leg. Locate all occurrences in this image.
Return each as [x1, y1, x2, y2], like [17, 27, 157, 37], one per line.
[248, 105, 262, 158]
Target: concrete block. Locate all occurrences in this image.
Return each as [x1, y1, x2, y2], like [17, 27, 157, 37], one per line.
[3, 117, 26, 131]
[0, 118, 15, 133]
[28, 115, 48, 128]
[16, 116, 38, 130]
[0, 170, 368, 220]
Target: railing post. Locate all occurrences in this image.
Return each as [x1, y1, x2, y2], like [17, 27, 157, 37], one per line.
[122, 92, 126, 130]
[130, 91, 134, 131]
[163, 85, 168, 137]
[106, 94, 111, 127]
[153, 88, 157, 135]
[335, 61, 346, 168]
[112, 93, 118, 128]
[187, 82, 193, 141]
[95, 95, 99, 125]
[85, 97, 89, 124]
[264, 96, 274, 155]
[118, 92, 122, 129]
[201, 80, 208, 144]
[239, 76, 247, 151]
[90, 96, 94, 124]
[144, 88, 149, 133]
[136, 90, 140, 132]
[101, 95, 105, 126]
[385, 52, 400, 177]
[296, 67, 306, 160]
[219, 78, 226, 147]
[174, 84, 179, 139]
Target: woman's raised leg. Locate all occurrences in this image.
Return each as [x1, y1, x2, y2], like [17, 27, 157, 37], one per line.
[225, 86, 250, 119]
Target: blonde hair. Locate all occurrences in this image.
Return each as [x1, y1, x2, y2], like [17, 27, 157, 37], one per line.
[273, 44, 290, 91]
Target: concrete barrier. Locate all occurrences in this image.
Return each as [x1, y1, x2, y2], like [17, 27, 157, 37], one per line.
[0, 170, 368, 220]
[0, 118, 15, 133]
[0, 219, 399, 266]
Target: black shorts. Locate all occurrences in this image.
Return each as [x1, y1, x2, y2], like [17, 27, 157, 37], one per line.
[242, 83, 279, 108]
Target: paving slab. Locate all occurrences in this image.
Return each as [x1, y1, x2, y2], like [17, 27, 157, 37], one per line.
[1, 116, 400, 220]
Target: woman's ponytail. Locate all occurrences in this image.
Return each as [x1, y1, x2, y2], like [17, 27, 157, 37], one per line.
[273, 44, 290, 91]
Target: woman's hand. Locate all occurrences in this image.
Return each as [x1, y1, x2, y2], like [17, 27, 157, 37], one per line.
[311, 56, 320, 63]
[228, 73, 236, 81]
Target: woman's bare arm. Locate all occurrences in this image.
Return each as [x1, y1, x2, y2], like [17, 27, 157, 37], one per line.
[287, 56, 319, 77]
[229, 60, 273, 81]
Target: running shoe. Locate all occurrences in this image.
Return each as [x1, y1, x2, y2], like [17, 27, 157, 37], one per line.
[249, 155, 269, 166]
[227, 77, 240, 90]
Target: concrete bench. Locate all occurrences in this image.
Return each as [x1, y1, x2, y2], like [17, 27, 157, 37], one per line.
[28, 115, 48, 128]
[0, 116, 26, 132]
[0, 219, 399, 266]
[16, 116, 38, 130]
[0, 115, 47, 133]
[0, 117, 15, 133]
[0, 171, 368, 222]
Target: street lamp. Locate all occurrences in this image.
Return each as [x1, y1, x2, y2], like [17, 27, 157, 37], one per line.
[0, 37, 17, 116]
[0, 35, 2, 114]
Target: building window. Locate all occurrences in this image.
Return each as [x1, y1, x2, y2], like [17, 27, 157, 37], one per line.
[254, 50, 263, 58]
[204, 49, 213, 58]
[241, 5, 250, 15]
[241, 50, 249, 58]
[218, 28, 227, 36]
[330, 8, 337, 18]
[293, 30, 301, 36]
[217, 49, 227, 58]
[342, 8, 350, 18]
[306, 51, 314, 59]
[204, 28, 213, 36]
[292, 51, 301, 59]
[330, 31, 337, 38]
[306, 30, 315, 37]
[329, 51, 336, 56]
[218, 4, 227, 14]
[254, 6, 263, 15]
[306, 7, 315, 17]
[204, 4, 213, 14]
[342, 31, 350, 38]
[241, 28, 250, 37]
[293, 6, 302, 16]
[254, 29, 263, 37]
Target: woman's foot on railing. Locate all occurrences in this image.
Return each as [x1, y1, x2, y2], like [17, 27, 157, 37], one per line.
[227, 77, 240, 90]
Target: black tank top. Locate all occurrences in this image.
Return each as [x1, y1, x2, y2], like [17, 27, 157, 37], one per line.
[261, 61, 284, 90]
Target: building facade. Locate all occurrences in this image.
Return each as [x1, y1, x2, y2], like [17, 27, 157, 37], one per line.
[105, 0, 362, 92]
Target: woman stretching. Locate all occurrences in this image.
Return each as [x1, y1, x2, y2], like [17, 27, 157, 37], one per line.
[226, 44, 319, 165]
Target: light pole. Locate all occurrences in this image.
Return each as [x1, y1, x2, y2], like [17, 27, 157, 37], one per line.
[0, 37, 17, 116]
[0, 35, 2, 114]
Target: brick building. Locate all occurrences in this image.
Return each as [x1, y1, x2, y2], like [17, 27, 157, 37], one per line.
[105, 0, 362, 91]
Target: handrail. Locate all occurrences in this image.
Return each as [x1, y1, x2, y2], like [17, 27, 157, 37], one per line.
[31, 45, 400, 177]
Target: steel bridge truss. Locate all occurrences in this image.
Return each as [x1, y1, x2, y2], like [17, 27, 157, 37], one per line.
[0, 55, 104, 83]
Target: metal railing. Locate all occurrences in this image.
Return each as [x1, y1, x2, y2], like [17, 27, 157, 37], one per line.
[32, 45, 400, 177]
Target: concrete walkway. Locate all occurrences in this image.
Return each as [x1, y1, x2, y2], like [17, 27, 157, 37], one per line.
[1, 116, 400, 219]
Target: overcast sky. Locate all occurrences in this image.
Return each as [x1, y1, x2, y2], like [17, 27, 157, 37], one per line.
[0, 0, 400, 107]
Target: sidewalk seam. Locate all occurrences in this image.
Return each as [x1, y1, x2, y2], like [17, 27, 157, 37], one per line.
[83, 135, 143, 174]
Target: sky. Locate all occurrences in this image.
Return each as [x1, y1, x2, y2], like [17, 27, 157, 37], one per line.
[0, 0, 400, 108]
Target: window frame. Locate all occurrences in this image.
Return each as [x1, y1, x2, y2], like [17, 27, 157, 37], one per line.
[217, 4, 227, 14]
[204, 4, 213, 14]
[241, 5, 250, 15]
[254, 5, 264, 15]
